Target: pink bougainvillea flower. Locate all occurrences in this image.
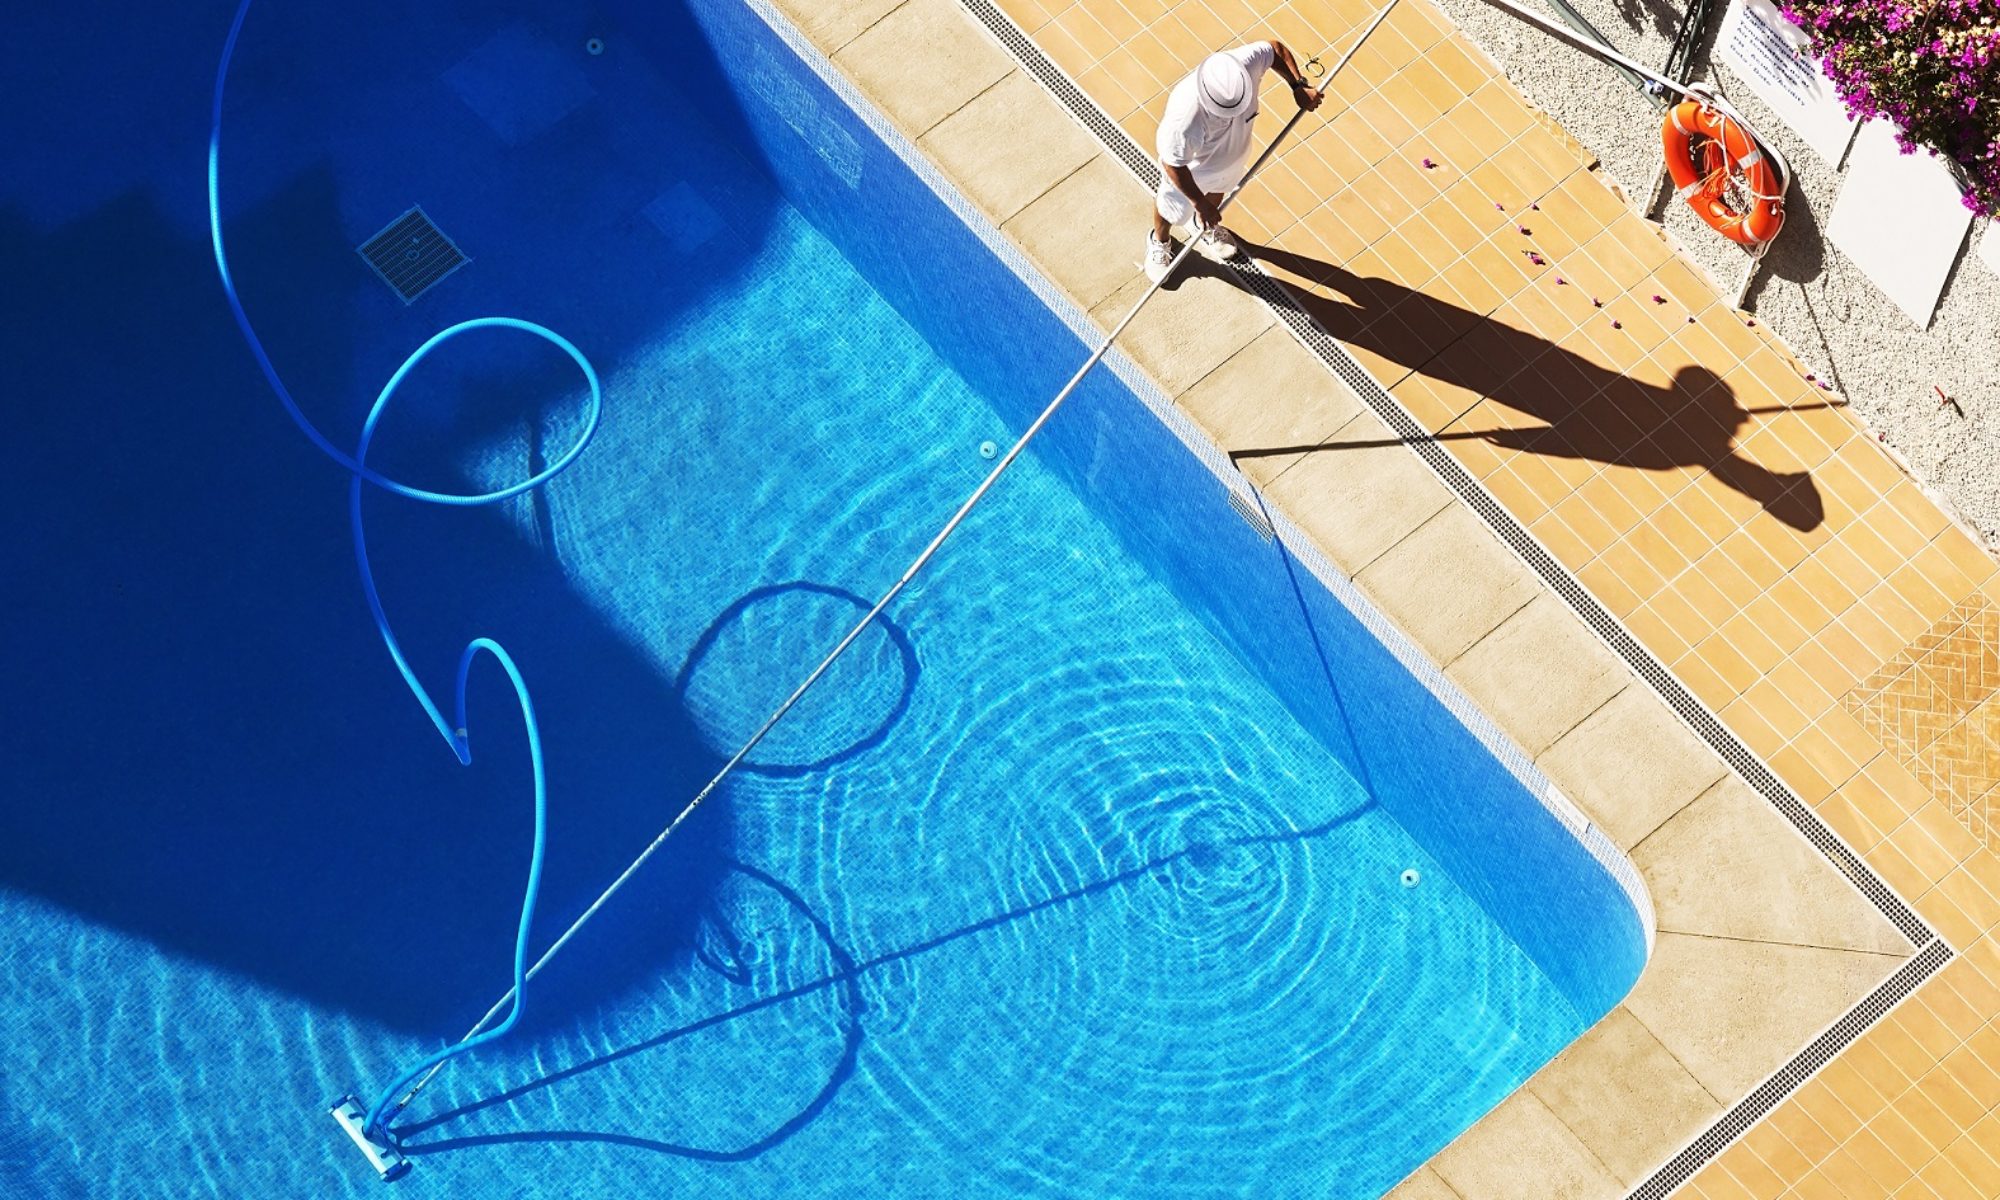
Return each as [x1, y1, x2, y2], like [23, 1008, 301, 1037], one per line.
[1790, 0, 1998, 216]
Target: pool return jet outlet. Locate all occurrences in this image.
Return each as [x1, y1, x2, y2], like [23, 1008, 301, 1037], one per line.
[209, 0, 1399, 1182]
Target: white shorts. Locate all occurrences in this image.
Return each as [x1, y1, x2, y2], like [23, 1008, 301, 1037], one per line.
[1155, 155, 1251, 227]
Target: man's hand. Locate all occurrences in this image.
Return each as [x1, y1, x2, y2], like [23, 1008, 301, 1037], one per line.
[1194, 193, 1224, 230]
[1270, 40, 1324, 113]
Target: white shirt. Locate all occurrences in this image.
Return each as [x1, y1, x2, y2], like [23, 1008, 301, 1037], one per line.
[1155, 43, 1278, 176]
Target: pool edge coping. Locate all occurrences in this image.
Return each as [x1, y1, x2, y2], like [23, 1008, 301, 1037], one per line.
[926, 1, 1956, 1195]
[767, 0, 1962, 1196]
[737, 0, 1663, 957]
[728, 0, 1961, 1195]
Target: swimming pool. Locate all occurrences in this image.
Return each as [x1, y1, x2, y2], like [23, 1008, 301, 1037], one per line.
[0, 0, 1648, 1195]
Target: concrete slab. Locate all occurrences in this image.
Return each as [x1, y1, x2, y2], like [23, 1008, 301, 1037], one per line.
[1088, 266, 1276, 397]
[1261, 411, 1457, 577]
[1001, 155, 1151, 313]
[1539, 684, 1730, 851]
[1176, 326, 1362, 487]
[766, 0, 904, 52]
[1430, 1088, 1622, 1200]
[832, 0, 1012, 136]
[1633, 775, 1911, 954]
[1446, 592, 1627, 755]
[1623, 931, 1907, 1099]
[1356, 501, 1542, 665]
[1382, 1165, 1465, 1200]
[918, 70, 1097, 223]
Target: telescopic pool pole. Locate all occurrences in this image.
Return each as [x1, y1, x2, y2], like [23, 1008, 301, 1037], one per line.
[372, 0, 1407, 1136]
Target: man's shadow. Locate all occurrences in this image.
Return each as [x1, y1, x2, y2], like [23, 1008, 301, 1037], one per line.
[1208, 240, 1827, 532]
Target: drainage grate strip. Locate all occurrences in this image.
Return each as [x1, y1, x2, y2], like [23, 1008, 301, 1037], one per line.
[357, 207, 469, 303]
[961, 0, 1156, 186]
[952, 0, 1957, 1190]
[1626, 938, 1952, 1200]
[1239, 265, 1936, 948]
[955, 0, 1929, 948]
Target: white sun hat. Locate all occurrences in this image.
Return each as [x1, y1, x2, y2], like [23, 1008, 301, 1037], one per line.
[1194, 52, 1252, 119]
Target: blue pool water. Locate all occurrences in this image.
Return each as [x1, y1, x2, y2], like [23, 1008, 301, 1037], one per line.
[0, 0, 1648, 1195]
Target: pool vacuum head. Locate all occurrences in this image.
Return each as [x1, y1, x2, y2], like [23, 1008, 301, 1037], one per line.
[331, 1096, 411, 1181]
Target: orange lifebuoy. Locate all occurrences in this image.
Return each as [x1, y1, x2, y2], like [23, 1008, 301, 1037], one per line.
[1661, 100, 1785, 247]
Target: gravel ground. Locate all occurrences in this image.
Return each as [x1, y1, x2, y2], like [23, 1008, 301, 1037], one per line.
[1426, 0, 2000, 548]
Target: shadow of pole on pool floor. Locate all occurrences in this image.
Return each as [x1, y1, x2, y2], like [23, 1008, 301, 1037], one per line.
[396, 800, 1379, 1162]
[672, 580, 923, 780]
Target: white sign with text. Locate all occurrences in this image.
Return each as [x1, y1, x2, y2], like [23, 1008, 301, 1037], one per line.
[1717, 0, 1858, 166]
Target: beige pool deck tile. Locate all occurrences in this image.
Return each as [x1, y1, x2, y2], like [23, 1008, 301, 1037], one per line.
[1381, 1165, 1461, 1200]
[1430, 1087, 1623, 1200]
[1262, 410, 1454, 576]
[1445, 592, 1626, 756]
[919, 71, 1098, 223]
[1633, 776, 1907, 954]
[1624, 933, 1907, 1100]
[832, 0, 1013, 136]
[862, 0, 2000, 1193]
[1002, 156, 1153, 313]
[1353, 500, 1540, 664]
[1539, 683, 1727, 851]
[772, 0, 906, 51]
[1524, 1006, 1725, 1186]
[1176, 329, 1363, 487]
[1088, 266, 1275, 396]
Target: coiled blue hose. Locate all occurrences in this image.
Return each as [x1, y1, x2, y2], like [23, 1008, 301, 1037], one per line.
[207, 0, 601, 1140]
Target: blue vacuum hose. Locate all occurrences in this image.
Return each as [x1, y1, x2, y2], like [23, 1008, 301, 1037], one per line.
[208, 0, 601, 1145]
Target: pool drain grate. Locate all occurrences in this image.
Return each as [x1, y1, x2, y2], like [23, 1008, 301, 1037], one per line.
[1227, 487, 1275, 541]
[1627, 939, 1952, 1199]
[357, 207, 468, 303]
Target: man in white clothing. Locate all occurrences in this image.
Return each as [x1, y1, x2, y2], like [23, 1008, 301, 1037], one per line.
[1146, 40, 1322, 282]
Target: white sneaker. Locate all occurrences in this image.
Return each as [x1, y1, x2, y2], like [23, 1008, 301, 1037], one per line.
[1192, 225, 1244, 263]
[1143, 232, 1175, 282]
